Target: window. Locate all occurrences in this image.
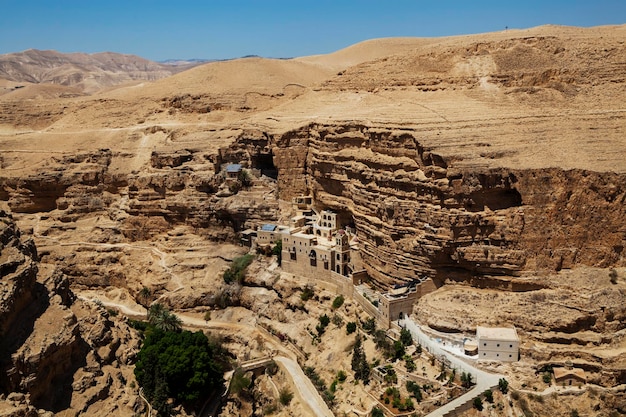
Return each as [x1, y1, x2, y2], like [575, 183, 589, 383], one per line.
[483, 353, 486, 356]
[496, 354, 499, 357]
[509, 354, 512, 358]
[509, 344, 513, 348]
[497, 343, 500, 347]
[483, 343, 487, 346]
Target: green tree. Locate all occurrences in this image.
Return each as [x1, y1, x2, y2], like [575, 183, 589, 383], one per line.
[134, 328, 224, 415]
[371, 406, 384, 417]
[272, 239, 282, 266]
[484, 389, 494, 403]
[400, 327, 413, 346]
[148, 303, 183, 333]
[393, 340, 406, 361]
[351, 336, 370, 383]
[317, 314, 331, 336]
[498, 378, 509, 394]
[362, 317, 376, 334]
[406, 380, 422, 402]
[238, 169, 252, 188]
[337, 370, 347, 382]
[346, 321, 357, 334]
[147, 303, 166, 324]
[461, 372, 474, 388]
[404, 355, 416, 372]
[473, 396, 483, 411]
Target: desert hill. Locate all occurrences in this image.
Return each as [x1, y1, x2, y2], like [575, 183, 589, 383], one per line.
[0, 24, 625, 417]
[0, 49, 196, 94]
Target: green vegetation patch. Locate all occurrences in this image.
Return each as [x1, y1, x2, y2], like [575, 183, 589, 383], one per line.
[223, 254, 255, 284]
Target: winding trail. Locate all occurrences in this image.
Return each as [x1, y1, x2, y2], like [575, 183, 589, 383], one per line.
[81, 296, 333, 417]
[33, 224, 184, 293]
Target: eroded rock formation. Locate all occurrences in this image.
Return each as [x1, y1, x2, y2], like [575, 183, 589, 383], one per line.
[221, 124, 626, 289]
[0, 210, 141, 416]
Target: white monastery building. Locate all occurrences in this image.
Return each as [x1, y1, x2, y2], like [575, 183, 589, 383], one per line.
[476, 326, 520, 362]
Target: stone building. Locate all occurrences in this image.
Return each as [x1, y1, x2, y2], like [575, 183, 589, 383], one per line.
[256, 223, 290, 247]
[553, 366, 586, 386]
[280, 217, 353, 281]
[378, 279, 436, 328]
[225, 163, 242, 179]
[250, 196, 435, 329]
[476, 326, 520, 361]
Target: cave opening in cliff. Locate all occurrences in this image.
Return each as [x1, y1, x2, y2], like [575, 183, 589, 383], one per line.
[465, 188, 522, 212]
[251, 151, 277, 179]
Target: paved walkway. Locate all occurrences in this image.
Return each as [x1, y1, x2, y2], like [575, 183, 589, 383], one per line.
[400, 318, 504, 417]
[274, 357, 334, 417]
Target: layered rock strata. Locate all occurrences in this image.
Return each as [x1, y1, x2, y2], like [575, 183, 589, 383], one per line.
[0, 210, 141, 415]
[261, 123, 626, 289]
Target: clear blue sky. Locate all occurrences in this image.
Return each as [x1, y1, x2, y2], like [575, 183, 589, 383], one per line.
[1, 0, 624, 61]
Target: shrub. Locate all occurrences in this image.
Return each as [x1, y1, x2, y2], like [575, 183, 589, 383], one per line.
[332, 314, 343, 326]
[223, 254, 254, 284]
[362, 317, 376, 334]
[542, 372, 552, 384]
[300, 284, 314, 301]
[279, 388, 293, 405]
[332, 295, 345, 309]
[231, 368, 251, 396]
[473, 396, 483, 411]
[337, 370, 347, 382]
[610, 268, 618, 284]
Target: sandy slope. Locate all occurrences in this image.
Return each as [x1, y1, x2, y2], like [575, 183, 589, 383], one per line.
[1, 24, 623, 175]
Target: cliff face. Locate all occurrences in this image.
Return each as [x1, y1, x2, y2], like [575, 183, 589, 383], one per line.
[0, 210, 141, 416]
[266, 123, 626, 288]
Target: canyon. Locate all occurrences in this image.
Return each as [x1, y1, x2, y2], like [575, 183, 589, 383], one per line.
[0, 24, 625, 416]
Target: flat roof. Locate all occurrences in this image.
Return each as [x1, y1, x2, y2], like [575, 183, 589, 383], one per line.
[226, 163, 242, 172]
[260, 224, 277, 232]
[476, 326, 519, 341]
[290, 232, 317, 240]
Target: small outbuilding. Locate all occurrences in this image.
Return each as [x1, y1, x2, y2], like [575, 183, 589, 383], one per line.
[553, 367, 586, 386]
[225, 163, 243, 179]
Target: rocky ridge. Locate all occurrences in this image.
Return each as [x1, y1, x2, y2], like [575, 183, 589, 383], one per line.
[0, 210, 141, 416]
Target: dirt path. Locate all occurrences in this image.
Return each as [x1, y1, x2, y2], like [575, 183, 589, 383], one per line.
[33, 227, 185, 293]
[82, 296, 332, 417]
